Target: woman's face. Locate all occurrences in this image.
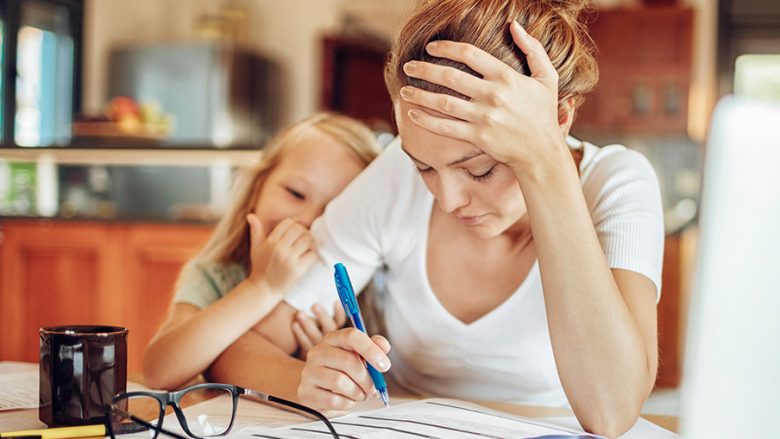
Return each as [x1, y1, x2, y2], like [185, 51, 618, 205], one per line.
[396, 101, 527, 239]
[253, 129, 365, 234]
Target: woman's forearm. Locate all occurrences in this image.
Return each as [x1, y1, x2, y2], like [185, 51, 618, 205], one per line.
[515, 150, 654, 437]
[206, 329, 305, 402]
[143, 279, 283, 390]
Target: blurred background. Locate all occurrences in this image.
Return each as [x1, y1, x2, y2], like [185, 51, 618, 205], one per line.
[1, 0, 779, 419]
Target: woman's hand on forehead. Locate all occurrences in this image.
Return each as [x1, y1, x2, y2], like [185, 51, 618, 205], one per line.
[399, 21, 567, 174]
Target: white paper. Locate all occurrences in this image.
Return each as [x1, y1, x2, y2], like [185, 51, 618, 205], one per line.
[0, 371, 39, 411]
[243, 399, 594, 439]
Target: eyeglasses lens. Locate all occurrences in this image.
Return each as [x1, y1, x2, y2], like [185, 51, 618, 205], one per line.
[179, 387, 234, 437]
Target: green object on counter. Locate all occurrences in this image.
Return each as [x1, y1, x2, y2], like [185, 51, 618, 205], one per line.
[4, 162, 37, 214]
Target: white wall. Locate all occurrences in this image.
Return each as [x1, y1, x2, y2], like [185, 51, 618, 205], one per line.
[83, 0, 349, 126]
[682, 0, 719, 142]
[83, 0, 717, 131]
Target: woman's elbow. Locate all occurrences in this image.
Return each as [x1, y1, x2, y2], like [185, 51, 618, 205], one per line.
[579, 400, 642, 438]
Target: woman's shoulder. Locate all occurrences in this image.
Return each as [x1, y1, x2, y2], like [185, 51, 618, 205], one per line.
[338, 136, 432, 213]
[576, 138, 659, 193]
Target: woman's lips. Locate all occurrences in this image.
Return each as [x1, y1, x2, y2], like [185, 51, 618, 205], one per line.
[456, 214, 485, 226]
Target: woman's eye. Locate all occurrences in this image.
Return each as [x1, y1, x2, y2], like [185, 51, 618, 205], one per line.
[470, 166, 496, 182]
[415, 167, 433, 174]
[286, 187, 305, 200]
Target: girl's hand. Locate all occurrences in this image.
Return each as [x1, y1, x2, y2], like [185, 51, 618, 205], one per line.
[292, 301, 348, 360]
[298, 328, 391, 415]
[399, 21, 566, 173]
[246, 214, 317, 293]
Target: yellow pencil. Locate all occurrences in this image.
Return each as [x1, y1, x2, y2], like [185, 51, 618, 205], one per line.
[0, 424, 105, 439]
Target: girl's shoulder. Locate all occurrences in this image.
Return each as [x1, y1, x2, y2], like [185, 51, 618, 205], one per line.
[187, 260, 247, 298]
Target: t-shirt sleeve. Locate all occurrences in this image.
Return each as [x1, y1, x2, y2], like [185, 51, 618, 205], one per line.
[582, 147, 665, 300]
[285, 137, 413, 314]
[172, 262, 222, 309]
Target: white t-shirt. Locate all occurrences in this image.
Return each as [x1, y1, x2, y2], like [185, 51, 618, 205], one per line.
[285, 136, 664, 407]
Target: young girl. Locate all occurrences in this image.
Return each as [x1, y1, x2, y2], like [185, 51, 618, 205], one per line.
[210, 1, 663, 437]
[143, 113, 380, 390]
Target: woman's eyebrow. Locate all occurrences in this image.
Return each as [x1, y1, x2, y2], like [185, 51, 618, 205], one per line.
[401, 145, 485, 167]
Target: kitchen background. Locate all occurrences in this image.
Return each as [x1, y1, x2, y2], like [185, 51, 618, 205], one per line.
[1, 0, 779, 419]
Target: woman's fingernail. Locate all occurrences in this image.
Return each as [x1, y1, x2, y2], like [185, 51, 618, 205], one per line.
[426, 41, 439, 51]
[400, 87, 413, 100]
[403, 61, 417, 73]
[408, 109, 420, 120]
[514, 20, 528, 35]
[376, 358, 390, 371]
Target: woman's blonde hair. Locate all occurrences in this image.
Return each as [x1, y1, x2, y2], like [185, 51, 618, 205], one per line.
[191, 112, 379, 268]
[385, 0, 598, 112]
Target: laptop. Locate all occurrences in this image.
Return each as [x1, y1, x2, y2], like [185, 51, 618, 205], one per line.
[679, 96, 780, 437]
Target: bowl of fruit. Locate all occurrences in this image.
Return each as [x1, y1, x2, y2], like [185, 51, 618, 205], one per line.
[72, 96, 175, 146]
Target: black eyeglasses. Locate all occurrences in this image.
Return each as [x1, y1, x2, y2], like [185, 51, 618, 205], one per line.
[104, 383, 340, 439]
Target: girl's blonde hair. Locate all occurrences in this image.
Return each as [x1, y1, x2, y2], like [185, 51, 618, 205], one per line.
[191, 112, 380, 268]
[385, 0, 598, 112]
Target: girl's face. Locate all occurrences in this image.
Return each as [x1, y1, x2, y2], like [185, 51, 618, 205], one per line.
[253, 128, 365, 234]
[396, 101, 527, 239]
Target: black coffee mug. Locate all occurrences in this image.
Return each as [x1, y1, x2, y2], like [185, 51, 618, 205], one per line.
[39, 325, 128, 427]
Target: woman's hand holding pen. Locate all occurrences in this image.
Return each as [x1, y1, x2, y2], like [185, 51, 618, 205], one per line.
[399, 21, 569, 176]
[298, 328, 391, 415]
[245, 214, 317, 294]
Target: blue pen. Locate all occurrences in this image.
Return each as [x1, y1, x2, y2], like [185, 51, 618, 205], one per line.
[333, 262, 390, 407]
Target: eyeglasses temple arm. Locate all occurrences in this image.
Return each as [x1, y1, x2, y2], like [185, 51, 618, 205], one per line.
[109, 407, 189, 439]
[239, 388, 340, 439]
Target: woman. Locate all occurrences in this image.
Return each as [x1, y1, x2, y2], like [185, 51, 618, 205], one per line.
[208, 1, 663, 437]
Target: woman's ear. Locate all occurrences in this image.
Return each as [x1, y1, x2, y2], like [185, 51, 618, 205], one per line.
[557, 97, 576, 136]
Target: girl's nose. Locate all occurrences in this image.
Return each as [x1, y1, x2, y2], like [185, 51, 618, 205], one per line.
[296, 206, 322, 228]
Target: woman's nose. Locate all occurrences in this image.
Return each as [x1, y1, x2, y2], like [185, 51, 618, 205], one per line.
[436, 178, 469, 214]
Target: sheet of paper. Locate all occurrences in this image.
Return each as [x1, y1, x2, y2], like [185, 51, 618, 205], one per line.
[241, 399, 592, 439]
[0, 370, 39, 411]
[106, 390, 679, 439]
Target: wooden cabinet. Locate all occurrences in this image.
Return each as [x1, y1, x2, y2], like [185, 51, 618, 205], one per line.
[0, 220, 212, 373]
[0, 222, 120, 362]
[119, 225, 212, 371]
[656, 228, 697, 388]
[573, 7, 694, 136]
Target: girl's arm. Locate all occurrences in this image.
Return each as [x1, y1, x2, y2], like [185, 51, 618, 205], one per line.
[206, 302, 306, 401]
[144, 215, 316, 389]
[397, 23, 659, 438]
[143, 278, 283, 390]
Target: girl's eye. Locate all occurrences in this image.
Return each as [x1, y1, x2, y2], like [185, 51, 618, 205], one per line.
[286, 187, 305, 200]
[470, 166, 496, 182]
[415, 167, 433, 174]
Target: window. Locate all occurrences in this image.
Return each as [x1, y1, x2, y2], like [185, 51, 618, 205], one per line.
[0, 0, 82, 147]
[734, 55, 780, 102]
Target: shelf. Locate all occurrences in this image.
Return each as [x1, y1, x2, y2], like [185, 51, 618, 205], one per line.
[0, 147, 261, 167]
